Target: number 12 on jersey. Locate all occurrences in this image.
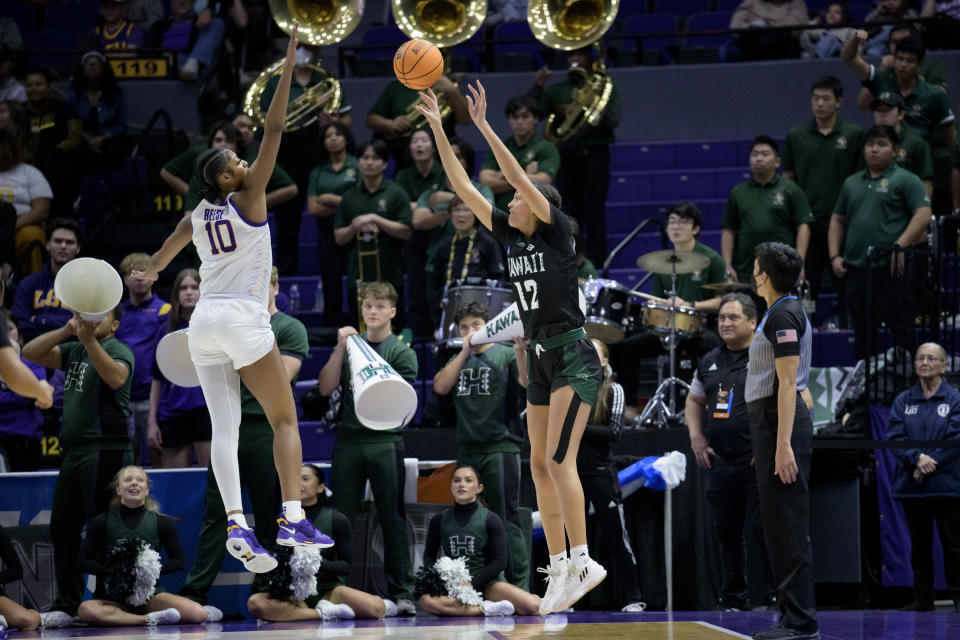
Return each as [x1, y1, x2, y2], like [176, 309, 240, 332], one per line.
[205, 219, 237, 255]
[514, 279, 539, 311]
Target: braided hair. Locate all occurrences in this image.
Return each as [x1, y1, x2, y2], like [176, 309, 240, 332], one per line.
[193, 147, 232, 203]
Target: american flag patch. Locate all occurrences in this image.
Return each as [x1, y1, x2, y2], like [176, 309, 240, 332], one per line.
[776, 329, 797, 343]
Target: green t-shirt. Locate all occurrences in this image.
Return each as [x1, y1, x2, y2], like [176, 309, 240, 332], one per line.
[781, 118, 864, 227]
[447, 344, 522, 455]
[307, 155, 360, 198]
[834, 163, 931, 269]
[394, 160, 444, 202]
[337, 333, 418, 442]
[240, 312, 308, 416]
[872, 66, 956, 157]
[480, 133, 561, 210]
[722, 174, 814, 276]
[334, 178, 413, 290]
[540, 79, 620, 147]
[578, 257, 599, 280]
[896, 128, 934, 181]
[652, 240, 727, 302]
[163, 145, 296, 211]
[59, 337, 134, 451]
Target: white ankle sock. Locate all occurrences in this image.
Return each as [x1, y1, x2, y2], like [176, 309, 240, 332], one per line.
[549, 552, 568, 567]
[570, 544, 589, 562]
[282, 501, 303, 522]
[228, 513, 249, 528]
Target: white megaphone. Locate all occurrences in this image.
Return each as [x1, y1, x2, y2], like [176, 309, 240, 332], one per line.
[469, 302, 524, 346]
[155, 328, 201, 387]
[346, 335, 418, 431]
[53, 257, 123, 323]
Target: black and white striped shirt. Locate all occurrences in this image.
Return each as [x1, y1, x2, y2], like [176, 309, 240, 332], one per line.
[745, 296, 812, 402]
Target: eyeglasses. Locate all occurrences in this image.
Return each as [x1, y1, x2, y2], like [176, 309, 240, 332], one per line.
[666, 218, 694, 227]
[915, 355, 944, 363]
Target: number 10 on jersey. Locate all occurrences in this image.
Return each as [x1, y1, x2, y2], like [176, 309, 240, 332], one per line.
[205, 220, 237, 255]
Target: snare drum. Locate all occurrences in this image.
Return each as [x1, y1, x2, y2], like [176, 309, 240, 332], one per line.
[641, 301, 706, 334]
[437, 283, 514, 349]
[580, 278, 634, 344]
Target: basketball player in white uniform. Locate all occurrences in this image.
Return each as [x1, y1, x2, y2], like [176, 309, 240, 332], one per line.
[133, 24, 333, 573]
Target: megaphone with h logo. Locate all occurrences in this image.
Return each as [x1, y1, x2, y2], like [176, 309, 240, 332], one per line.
[53, 257, 123, 323]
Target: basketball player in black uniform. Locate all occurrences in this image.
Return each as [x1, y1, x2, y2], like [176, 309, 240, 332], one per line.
[418, 81, 605, 615]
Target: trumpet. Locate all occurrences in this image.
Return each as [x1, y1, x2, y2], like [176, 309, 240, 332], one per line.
[355, 228, 381, 331]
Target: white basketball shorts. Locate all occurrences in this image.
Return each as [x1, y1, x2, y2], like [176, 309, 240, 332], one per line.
[188, 296, 275, 369]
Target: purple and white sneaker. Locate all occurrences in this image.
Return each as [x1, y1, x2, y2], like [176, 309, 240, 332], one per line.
[226, 520, 277, 573]
[276, 515, 335, 548]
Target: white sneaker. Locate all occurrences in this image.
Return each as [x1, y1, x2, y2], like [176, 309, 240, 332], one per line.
[481, 600, 515, 617]
[40, 611, 74, 629]
[395, 599, 416, 616]
[537, 562, 568, 615]
[381, 598, 399, 617]
[202, 605, 223, 622]
[621, 601, 646, 612]
[0, 614, 7, 631]
[557, 555, 606, 611]
[144, 608, 181, 626]
[179, 58, 199, 81]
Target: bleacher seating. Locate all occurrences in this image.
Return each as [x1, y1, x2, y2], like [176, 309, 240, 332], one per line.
[619, 14, 678, 66]
[653, 0, 712, 18]
[492, 21, 545, 71]
[43, 0, 100, 32]
[23, 30, 80, 69]
[679, 12, 734, 64]
[1, 0, 36, 34]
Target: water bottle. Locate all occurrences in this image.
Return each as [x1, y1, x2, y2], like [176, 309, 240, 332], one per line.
[314, 280, 324, 314]
[289, 284, 300, 312]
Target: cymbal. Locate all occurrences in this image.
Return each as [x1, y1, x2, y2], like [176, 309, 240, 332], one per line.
[636, 249, 710, 275]
[701, 280, 752, 292]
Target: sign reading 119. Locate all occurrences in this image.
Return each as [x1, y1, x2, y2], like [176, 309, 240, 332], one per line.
[205, 220, 238, 254]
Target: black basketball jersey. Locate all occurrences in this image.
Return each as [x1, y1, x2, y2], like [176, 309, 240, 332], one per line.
[489, 204, 584, 340]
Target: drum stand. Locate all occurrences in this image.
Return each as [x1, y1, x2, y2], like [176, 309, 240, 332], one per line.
[637, 259, 689, 429]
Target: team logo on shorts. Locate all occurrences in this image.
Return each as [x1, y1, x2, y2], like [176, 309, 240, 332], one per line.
[939, 403, 950, 418]
[835, 136, 847, 150]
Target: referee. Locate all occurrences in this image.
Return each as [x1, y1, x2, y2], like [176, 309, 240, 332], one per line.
[745, 243, 818, 640]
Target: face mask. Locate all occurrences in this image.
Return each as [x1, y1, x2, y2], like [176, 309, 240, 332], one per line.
[295, 47, 312, 67]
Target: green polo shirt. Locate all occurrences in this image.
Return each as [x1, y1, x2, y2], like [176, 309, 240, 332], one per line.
[394, 160, 444, 202]
[540, 80, 620, 147]
[481, 133, 560, 210]
[895, 128, 934, 181]
[307, 155, 359, 198]
[369, 80, 420, 120]
[781, 118, 864, 228]
[871, 66, 956, 158]
[919, 58, 948, 92]
[334, 177, 412, 290]
[834, 163, 930, 269]
[240, 312, 308, 416]
[652, 240, 727, 302]
[722, 174, 814, 277]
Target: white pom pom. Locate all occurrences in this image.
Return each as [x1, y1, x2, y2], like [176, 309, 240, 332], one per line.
[433, 556, 482, 606]
[128, 543, 162, 607]
[289, 546, 323, 601]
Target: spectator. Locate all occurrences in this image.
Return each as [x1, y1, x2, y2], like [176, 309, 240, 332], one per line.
[246, 464, 387, 621]
[126, 0, 165, 32]
[10, 218, 80, 342]
[685, 293, 775, 611]
[94, 0, 146, 51]
[730, 0, 809, 61]
[114, 252, 171, 465]
[0, 310, 48, 471]
[232, 112, 257, 155]
[0, 524, 42, 631]
[872, 91, 935, 195]
[69, 51, 127, 166]
[921, 0, 960, 51]
[76, 465, 207, 626]
[863, 1, 918, 57]
[22, 306, 134, 620]
[396, 128, 443, 206]
[721, 136, 813, 283]
[875, 24, 949, 92]
[147, 268, 209, 468]
[782, 76, 864, 301]
[306, 121, 358, 326]
[145, 0, 227, 82]
[843, 31, 956, 215]
[0, 99, 34, 162]
[799, 3, 852, 59]
[0, 20, 24, 54]
[333, 140, 413, 327]
[828, 125, 932, 360]
[886, 342, 960, 612]
[0, 49, 24, 104]
[0, 128, 52, 275]
[479, 95, 560, 213]
[428, 198, 506, 330]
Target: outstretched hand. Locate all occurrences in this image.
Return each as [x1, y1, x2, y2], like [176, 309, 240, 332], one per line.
[415, 88, 444, 128]
[465, 81, 488, 126]
[285, 22, 299, 65]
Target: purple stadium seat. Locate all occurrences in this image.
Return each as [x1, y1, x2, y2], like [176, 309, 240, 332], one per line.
[653, 0, 711, 18]
[714, 0, 741, 12]
[620, 14, 679, 65]
[493, 21, 545, 70]
[450, 29, 484, 73]
[683, 12, 734, 50]
[610, 141, 677, 171]
[355, 26, 407, 76]
[23, 30, 79, 69]
[43, 0, 100, 32]
[607, 172, 653, 203]
[651, 169, 717, 201]
[674, 140, 740, 169]
[0, 1, 36, 34]
[714, 168, 753, 196]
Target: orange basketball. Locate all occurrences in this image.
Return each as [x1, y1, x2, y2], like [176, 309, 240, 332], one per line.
[393, 38, 444, 91]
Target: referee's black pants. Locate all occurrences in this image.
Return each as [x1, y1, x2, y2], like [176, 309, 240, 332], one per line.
[748, 393, 817, 633]
[900, 497, 960, 605]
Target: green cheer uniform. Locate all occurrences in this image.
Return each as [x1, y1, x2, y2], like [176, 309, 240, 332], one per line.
[335, 178, 412, 293]
[301, 503, 352, 604]
[180, 312, 308, 604]
[423, 501, 507, 593]
[50, 337, 135, 615]
[481, 133, 561, 211]
[331, 332, 418, 601]
[447, 344, 530, 589]
[870, 66, 956, 158]
[652, 240, 727, 303]
[895, 128, 934, 182]
[722, 174, 814, 280]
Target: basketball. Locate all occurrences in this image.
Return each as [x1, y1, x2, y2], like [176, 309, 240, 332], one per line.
[393, 39, 444, 91]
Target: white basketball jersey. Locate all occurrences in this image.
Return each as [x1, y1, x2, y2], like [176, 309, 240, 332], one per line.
[191, 195, 272, 307]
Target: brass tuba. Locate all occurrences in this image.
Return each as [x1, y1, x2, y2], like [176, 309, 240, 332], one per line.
[243, 0, 363, 131]
[527, 0, 620, 143]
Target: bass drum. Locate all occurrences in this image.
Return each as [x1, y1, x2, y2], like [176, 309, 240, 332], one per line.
[640, 301, 706, 334]
[580, 278, 634, 344]
[436, 283, 514, 349]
